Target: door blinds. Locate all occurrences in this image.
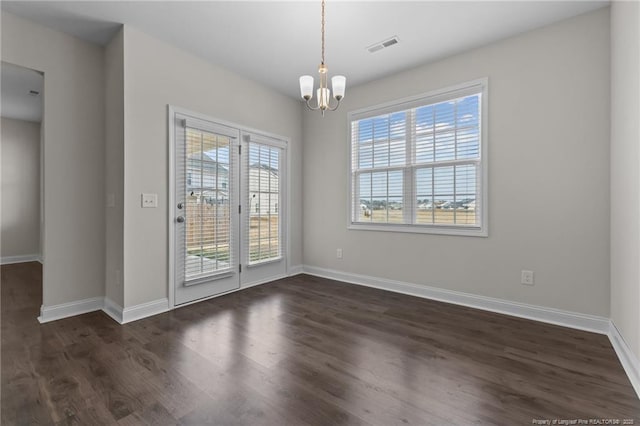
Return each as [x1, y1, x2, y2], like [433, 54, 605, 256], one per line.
[243, 133, 286, 265]
[176, 115, 239, 284]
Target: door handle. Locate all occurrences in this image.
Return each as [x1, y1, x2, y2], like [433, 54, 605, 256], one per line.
[176, 216, 185, 223]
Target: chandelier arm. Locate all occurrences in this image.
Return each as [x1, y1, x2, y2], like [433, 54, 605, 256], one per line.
[306, 98, 321, 111]
[327, 98, 341, 111]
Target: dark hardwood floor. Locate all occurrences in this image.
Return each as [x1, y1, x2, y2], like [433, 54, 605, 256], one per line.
[2, 261, 639, 425]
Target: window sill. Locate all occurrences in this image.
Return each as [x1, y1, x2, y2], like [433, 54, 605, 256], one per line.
[348, 222, 488, 237]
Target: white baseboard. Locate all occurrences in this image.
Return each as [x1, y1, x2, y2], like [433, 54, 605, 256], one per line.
[609, 321, 640, 398]
[301, 265, 610, 335]
[38, 297, 104, 323]
[103, 298, 124, 323]
[30, 266, 614, 336]
[288, 264, 304, 276]
[121, 298, 169, 324]
[38, 296, 169, 325]
[1, 254, 41, 265]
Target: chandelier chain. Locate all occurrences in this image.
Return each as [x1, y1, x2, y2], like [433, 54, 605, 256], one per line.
[321, 0, 325, 64]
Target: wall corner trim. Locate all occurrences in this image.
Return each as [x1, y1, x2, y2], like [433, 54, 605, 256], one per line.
[37, 296, 169, 325]
[301, 265, 610, 334]
[609, 321, 640, 398]
[38, 297, 104, 323]
[288, 265, 304, 276]
[103, 298, 124, 324]
[121, 298, 169, 324]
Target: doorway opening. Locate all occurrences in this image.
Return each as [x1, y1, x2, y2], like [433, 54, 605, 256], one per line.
[0, 61, 45, 311]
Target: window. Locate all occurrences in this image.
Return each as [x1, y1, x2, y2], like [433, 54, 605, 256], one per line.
[349, 79, 487, 236]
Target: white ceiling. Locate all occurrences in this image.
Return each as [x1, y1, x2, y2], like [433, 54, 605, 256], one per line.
[1, 1, 608, 99]
[1, 62, 44, 123]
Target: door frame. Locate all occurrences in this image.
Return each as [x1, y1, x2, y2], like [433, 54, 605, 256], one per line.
[167, 105, 291, 309]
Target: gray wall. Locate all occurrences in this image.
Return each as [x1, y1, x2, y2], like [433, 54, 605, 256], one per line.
[1, 117, 40, 259]
[302, 9, 611, 316]
[104, 28, 125, 307]
[610, 0, 640, 358]
[1, 11, 105, 306]
[121, 27, 303, 307]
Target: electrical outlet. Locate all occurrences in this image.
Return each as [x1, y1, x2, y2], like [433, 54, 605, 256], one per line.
[141, 193, 158, 208]
[336, 248, 343, 259]
[521, 270, 534, 286]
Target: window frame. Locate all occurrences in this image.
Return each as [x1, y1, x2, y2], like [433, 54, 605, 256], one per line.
[347, 78, 489, 237]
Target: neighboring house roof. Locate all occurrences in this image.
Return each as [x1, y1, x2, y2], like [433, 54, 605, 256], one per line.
[186, 154, 278, 178]
[250, 163, 278, 176]
[187, 152, 229, 173]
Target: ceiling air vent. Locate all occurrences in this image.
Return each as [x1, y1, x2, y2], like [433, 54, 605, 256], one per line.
[367, 36, 400, 54]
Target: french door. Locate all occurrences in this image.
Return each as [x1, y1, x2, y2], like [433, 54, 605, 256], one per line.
[171, 109, 287, 306]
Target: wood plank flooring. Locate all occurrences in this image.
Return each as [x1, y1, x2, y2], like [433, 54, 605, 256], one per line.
[2, 261, 639, 425]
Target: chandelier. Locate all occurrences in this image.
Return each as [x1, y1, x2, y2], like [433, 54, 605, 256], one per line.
[299, 0, 346, 115]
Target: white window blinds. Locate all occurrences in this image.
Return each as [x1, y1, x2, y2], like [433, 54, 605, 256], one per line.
[349, 79, 487, 235]
[243, 134, 285, 265]
[176, 116, 239, 283]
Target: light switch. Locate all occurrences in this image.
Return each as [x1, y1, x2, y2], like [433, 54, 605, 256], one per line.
[107, 193, 115, 208]
[141, 193, 158, 208]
